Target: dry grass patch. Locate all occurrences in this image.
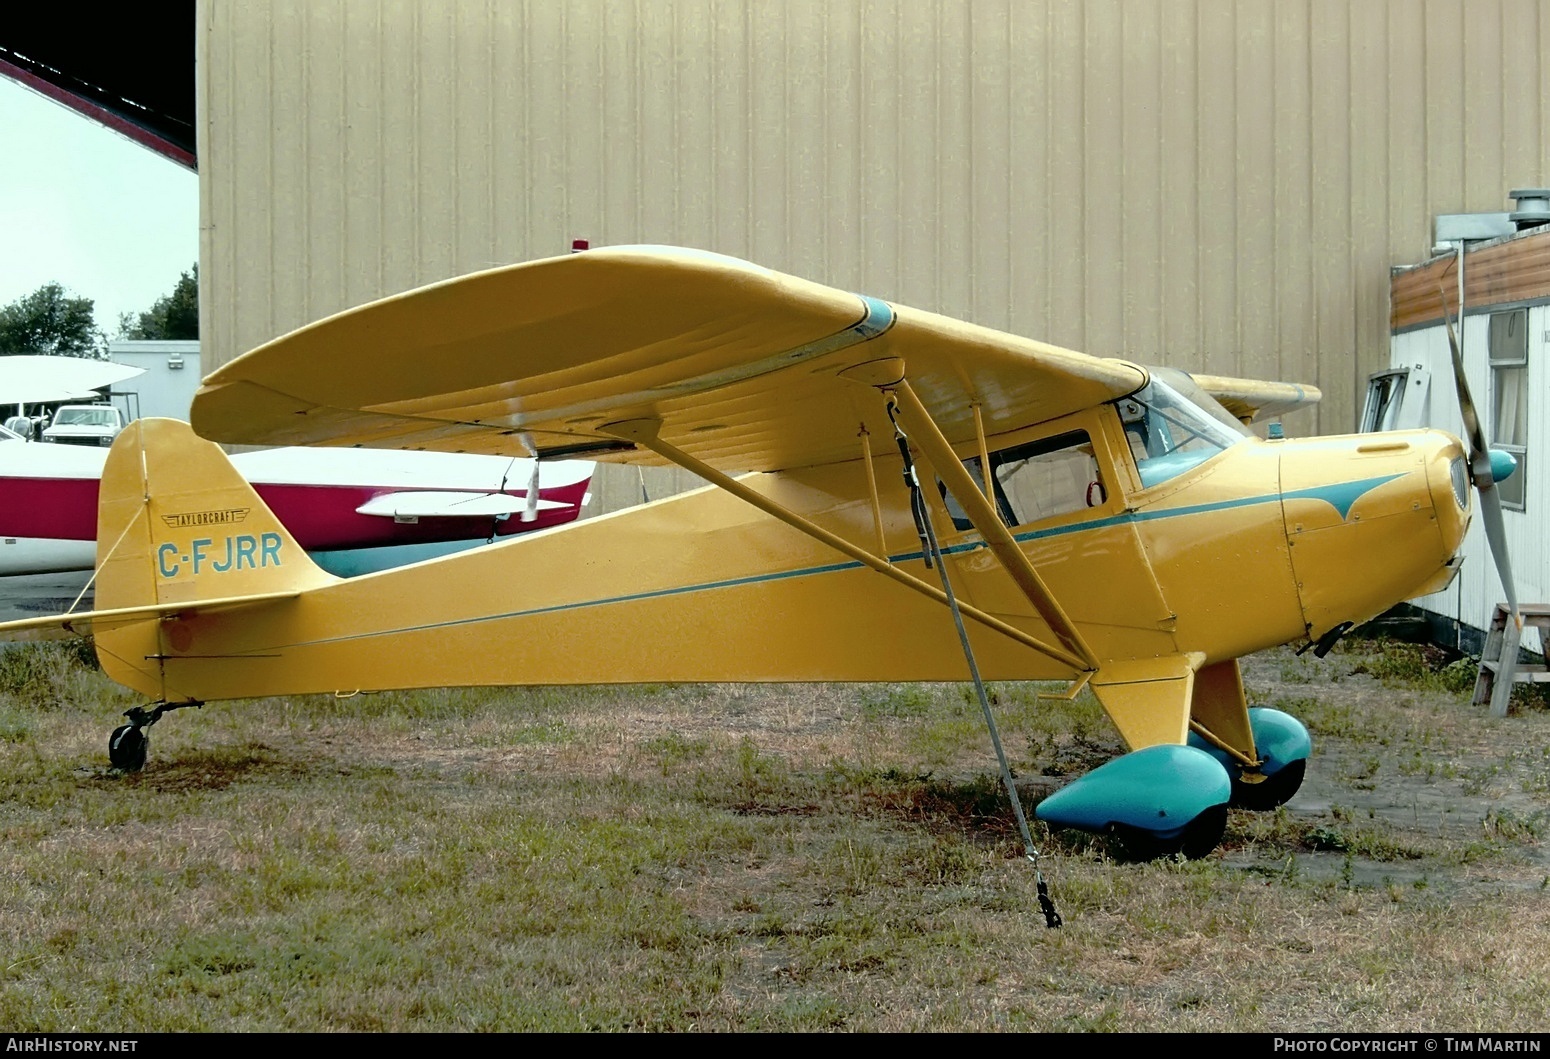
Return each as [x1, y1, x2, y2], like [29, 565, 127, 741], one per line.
[0, 636, 1547, 1030]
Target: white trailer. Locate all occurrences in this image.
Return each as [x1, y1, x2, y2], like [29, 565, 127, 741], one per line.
[1371, 197, 1550, 657]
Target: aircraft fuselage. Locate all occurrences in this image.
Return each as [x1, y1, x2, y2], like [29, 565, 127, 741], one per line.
[89, 403, 1469, 708]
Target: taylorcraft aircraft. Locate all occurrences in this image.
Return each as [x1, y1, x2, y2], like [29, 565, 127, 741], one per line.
[0, 245, 1510, 864]
[0, 425, 594, 576]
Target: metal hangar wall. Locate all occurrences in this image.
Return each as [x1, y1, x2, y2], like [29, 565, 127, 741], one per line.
[195, 0, 1550, 511]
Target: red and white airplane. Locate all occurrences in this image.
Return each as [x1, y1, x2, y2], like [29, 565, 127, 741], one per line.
[0, 424, 594, 576]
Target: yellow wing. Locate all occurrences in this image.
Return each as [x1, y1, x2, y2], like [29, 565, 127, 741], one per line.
[1190, 373, 1322, 425]
[192, 246, 1148, 470]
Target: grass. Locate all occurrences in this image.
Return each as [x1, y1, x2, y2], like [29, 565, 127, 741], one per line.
[1, 636, 1549, 1030]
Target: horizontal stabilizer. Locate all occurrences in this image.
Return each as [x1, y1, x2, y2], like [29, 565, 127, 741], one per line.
[0, 589, 304, 638]
[354, 491, 569, 519]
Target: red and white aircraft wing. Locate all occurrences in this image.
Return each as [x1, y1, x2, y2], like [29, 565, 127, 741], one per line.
[0, 430, 594, 575]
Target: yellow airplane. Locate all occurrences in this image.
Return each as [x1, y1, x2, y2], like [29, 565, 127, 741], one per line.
[0, 245, 1498, 860]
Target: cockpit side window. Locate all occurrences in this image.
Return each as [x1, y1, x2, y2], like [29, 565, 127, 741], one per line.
[940, 430, 1102, 530]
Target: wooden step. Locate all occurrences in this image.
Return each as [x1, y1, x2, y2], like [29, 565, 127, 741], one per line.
[1471, 603, 1550, 716]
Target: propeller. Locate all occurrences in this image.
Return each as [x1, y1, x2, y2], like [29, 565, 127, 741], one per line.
[1440, 285, 1522, 715]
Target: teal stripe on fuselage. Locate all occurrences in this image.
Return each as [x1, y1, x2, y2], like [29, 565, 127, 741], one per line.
[1007, 471, 1404, 545]
[245, 472, 1407, 653]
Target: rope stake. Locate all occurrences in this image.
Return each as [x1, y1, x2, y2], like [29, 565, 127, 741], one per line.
[885, 395, 1061, 928]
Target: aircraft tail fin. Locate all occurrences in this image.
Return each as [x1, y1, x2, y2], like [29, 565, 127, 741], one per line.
[94, 418, 337, 615]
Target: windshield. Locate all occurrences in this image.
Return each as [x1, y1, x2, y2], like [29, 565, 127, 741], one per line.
[1118, 368, 1251, 488]
[54, 408, 117, 427]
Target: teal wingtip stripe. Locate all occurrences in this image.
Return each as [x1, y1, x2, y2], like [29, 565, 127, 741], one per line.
[853, 295, 894, 339]
[778, 295, 893, 365]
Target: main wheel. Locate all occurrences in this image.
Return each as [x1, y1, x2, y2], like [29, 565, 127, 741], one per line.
[1230, 758, 1305, 811]
[1178, 804, 1229, 859]
[1112, 804, 1229, 862]
[108, 724, 148, 772]
[1109, 826, 1180, 862]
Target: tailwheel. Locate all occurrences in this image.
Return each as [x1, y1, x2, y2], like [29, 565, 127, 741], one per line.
[104, 701, 203, 772]
[108, 723, 149, 772]
[1230, 757, 1306, 811]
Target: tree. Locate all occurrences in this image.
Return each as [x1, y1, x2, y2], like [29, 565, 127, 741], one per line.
[0, 283, 105, 358]
[119, 264, 199, 341]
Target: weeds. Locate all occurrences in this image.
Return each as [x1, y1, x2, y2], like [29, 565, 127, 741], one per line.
[0, 638, 108, 706]
[1341, 638, 1473, 693]
[1, 641, 1549, 1031]
[1339, 635, 1550, 712]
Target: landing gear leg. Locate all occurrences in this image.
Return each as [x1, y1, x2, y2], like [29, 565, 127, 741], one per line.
[107, 701, 202, 772]
[1231, 757, 1307, 810]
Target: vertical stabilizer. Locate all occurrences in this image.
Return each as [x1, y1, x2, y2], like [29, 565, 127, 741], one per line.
[94, 418, 337, 613]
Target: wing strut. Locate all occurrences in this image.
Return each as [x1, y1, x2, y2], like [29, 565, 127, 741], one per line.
[597, 418, 1091, 674]
[857, 426, 890, 557]
[884, 380, 1102, 673]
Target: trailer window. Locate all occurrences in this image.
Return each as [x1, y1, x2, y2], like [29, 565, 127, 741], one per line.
[1489, 309, 1528, 510]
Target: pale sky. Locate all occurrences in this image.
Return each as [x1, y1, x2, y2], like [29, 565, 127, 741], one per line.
[0, 76, 199, 341]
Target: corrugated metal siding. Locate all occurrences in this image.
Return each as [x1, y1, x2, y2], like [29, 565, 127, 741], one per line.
[197, 0, 1550, 510]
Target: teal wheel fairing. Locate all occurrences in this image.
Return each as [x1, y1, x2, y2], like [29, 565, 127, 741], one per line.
[1189, 707, 1312, 810]
[1034, 744, 1232, 839]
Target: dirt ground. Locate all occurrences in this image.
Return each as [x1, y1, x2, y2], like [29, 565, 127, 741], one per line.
[1220, 645, 1550, 894]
